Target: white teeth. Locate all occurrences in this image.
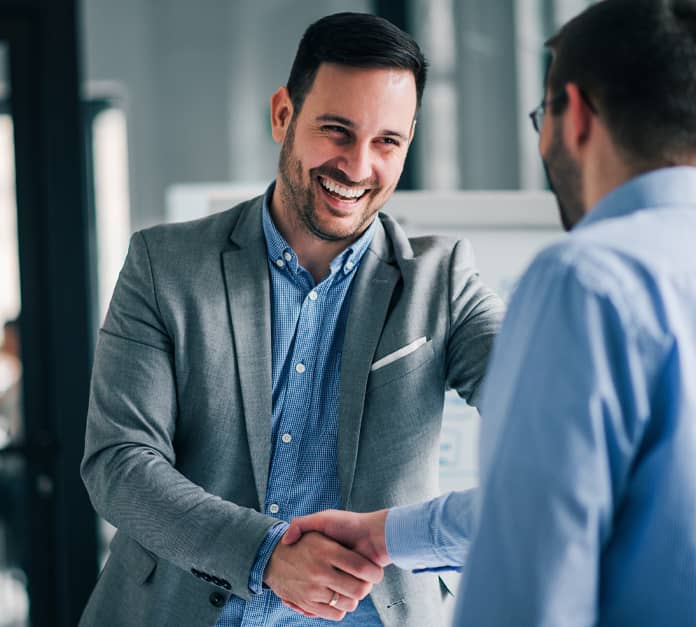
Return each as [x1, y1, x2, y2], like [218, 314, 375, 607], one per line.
[319, 177, 366, 200]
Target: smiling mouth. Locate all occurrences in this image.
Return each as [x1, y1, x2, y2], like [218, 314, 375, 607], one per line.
[318, 175, 368, 202]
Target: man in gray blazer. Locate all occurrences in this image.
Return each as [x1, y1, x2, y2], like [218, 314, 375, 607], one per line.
[80, 12, 503, 627]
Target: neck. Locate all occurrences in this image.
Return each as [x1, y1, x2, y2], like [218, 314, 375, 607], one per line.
[582, 131, 647, 212]
[581, 125, 696, 211]
[584, 165, 629, 211]
[269, 183, 355, 283]
[291, 235, 348, 284]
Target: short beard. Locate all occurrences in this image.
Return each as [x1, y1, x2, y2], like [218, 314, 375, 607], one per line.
[543, 124, 585, 232]
[277, 120, 383, 243]
[277, 120, 349, 242]
[278, 119, 334, 241]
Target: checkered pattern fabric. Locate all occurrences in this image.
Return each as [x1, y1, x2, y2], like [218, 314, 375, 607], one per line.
[216, 185, 383, 626]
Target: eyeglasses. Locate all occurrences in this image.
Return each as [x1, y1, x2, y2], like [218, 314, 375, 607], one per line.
[529, 89, 597, 133]
[529, 93, 568, 133]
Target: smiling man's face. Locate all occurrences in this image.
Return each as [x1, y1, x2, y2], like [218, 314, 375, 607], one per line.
[272, 62, 417, 243]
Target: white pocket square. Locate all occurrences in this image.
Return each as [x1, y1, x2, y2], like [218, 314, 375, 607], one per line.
[370, 337, 428, 372]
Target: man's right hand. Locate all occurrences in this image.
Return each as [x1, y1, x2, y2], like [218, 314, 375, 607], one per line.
[264, 530, 384, 621]
[282, 509, 390, 567]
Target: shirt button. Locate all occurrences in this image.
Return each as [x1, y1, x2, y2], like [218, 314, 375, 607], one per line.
[295, 363, 306, 374]
[284, 251, 292, 261]
[275, 259, 285, 268]
[269, 503, 280, 514]
[345, 261, 354, 271]
[281, 433, 292, 443]
[309, 290, 318, 301]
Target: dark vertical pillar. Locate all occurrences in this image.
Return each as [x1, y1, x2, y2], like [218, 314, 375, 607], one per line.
[374, 0, 419, 190]
[40, 2, 99, 623]
[0, 0, 99, 624]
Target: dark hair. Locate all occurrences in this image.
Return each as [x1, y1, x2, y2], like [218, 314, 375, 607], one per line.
[286, 12, 428, 114]
[546, 0, 696, 164]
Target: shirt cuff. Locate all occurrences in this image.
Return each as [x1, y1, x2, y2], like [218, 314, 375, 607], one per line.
[248, 521, 289, 594]
[385, 492, 468, 573]
[386, 500, 444, 571]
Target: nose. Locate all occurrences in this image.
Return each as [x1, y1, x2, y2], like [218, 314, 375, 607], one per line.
[340, 140, 374, 184]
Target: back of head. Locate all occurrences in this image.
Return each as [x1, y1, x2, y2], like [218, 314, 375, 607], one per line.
[286, 12, 428, 114]
[546, 0, 696, 166]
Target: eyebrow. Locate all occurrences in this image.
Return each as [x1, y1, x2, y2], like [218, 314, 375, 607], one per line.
[315, 114, 409, 142]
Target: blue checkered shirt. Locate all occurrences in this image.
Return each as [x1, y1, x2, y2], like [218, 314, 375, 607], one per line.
[216, 184, 383, 626]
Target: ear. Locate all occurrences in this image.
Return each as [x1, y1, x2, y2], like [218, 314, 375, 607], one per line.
[563, 82, 594, 156]
[270, 86, 294, 143]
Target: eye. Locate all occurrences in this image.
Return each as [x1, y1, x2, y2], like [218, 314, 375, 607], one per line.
[378, 136, 401, 147]
[323, 125, 349, 135]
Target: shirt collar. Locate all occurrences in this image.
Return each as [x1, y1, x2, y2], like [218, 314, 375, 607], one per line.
[261, 180, 377, 278]
[577, 166, 696, 231]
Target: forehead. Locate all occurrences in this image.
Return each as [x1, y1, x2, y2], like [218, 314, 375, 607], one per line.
[299, 63, 417, 134]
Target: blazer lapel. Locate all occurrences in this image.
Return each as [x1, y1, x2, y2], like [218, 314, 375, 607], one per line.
[338, 220, 400, 507]
[221, 198, 273, 508]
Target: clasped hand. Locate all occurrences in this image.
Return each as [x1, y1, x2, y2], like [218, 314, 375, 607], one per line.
[264, 510, 390, 621]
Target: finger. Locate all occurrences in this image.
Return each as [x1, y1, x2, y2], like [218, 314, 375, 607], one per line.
[301, 600, 346, 622]
[284, 595, 345, 621]
[328, 592, 359, 614]
[283, 584, 355, 621]
[330, 545, 384, 584]
[318, 567, 373, 601]
[282, 599, 317, 617]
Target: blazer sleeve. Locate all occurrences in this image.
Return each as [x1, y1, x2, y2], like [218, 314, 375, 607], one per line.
[81, 231, 276, 601]
[445, 239, 505, 407]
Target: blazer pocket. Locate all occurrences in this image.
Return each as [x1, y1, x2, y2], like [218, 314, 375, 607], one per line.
[109, 531, 158, 584]
[367, 339, 435, 392]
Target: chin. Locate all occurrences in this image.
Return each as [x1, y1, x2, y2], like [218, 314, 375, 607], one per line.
[311, 207, 372, 240]
[312, 223, 361, 242]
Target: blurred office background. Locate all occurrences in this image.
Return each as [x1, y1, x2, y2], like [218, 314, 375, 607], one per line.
[0, 1, 591, 625]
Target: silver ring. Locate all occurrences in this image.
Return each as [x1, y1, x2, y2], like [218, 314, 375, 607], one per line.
[328, 591, 339, 607]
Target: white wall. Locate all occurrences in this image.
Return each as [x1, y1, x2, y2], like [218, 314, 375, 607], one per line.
[80, 0, 370, 231]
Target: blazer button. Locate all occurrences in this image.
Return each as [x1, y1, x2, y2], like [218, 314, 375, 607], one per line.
[209, 592, 225, 608]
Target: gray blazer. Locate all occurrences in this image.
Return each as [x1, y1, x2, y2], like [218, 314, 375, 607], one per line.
[80, 196, 504, 627]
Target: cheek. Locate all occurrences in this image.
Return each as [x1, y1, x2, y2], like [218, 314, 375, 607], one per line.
[539, 122, 552, 155]
[377, 156, 407, 187]
[293, 135, 333, 170]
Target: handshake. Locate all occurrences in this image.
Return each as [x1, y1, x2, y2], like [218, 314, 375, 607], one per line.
[263, 509, 390, 621]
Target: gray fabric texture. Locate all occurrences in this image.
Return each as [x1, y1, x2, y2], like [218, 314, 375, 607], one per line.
[79, 196, 504, 627]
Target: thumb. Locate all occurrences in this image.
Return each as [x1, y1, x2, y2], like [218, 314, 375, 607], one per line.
[282, 513, 329, 544]
[281, 522, 303, 545]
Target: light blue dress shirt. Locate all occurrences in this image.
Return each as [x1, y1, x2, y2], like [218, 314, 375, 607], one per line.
[217, 184, 383, 626]
[386, 167, 696, 626]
